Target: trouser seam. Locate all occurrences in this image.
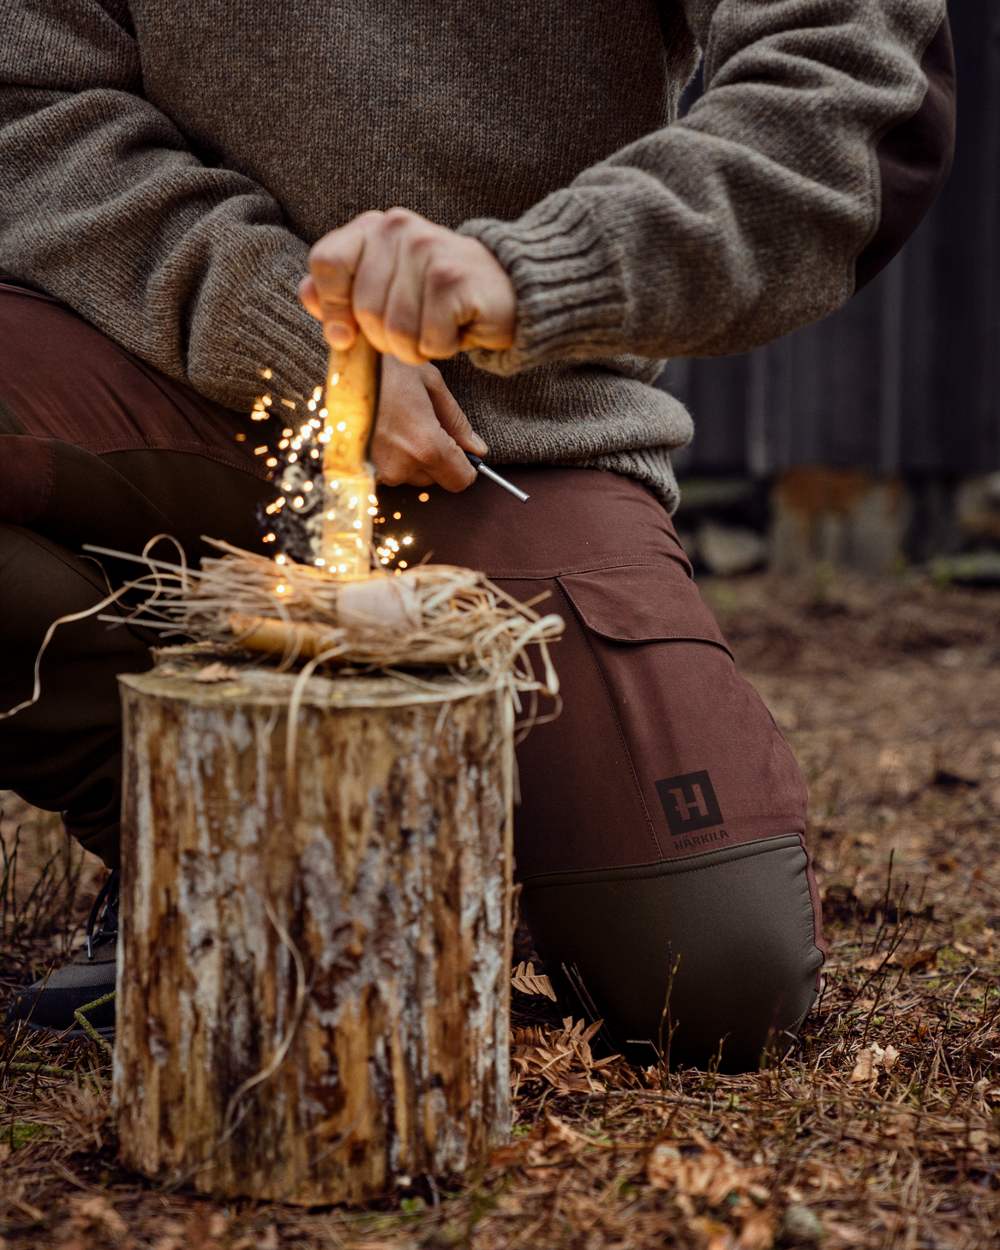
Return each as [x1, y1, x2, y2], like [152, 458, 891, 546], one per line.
[521, 832, 803, 889]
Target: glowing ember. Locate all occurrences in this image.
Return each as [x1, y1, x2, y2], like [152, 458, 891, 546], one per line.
[241, 361, 415, 574]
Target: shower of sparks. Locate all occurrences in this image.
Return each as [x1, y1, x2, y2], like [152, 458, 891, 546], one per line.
[238, 365, 415, 578]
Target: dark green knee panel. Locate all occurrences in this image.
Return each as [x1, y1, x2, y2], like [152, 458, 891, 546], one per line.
[521, 834, 824, 1072]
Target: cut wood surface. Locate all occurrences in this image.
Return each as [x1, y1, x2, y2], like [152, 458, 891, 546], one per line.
[113, 662, 514, 1204]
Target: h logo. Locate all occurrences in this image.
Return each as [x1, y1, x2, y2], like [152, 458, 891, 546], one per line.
[655, 770, 723, 836]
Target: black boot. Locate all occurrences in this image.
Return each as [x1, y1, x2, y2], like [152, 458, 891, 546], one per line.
[4, 869, 119, 1039]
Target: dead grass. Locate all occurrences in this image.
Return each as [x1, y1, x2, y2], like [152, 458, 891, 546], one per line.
[1, 570, 997, 1250]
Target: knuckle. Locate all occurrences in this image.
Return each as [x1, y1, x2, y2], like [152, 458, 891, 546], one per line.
[374, 454, 407, 486]
[383, 206, 414, 230]
[384, 316, 418, 342]
[425, 261, 464, 290]
[414, 440, 446, 469]
[353, 302, 383, 325]
[309, 249, 342, 277]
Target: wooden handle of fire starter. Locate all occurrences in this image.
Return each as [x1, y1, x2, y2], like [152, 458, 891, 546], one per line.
[322, 335, 379, 476]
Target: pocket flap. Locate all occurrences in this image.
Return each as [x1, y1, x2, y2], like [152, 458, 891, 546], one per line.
[557, 563, 731, 654]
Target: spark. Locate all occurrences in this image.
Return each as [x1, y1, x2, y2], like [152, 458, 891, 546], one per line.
[392, 511, 402, 520]
[259, 367, 273, 380]
[265, 456, 278, 468]
[418, 492, 430, 502]
[254, 445, 268, 456]
[262, 533, 276, 544]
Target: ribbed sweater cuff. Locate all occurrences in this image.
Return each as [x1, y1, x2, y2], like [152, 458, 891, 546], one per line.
[459, 191, 628, 376]
[208, 250, 328, 411]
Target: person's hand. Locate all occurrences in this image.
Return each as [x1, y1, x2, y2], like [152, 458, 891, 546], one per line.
[299, 208, 516, 363]
[371, 355, 486, 492]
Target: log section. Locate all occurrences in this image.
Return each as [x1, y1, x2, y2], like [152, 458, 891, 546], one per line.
[112, 664, 514, 1203]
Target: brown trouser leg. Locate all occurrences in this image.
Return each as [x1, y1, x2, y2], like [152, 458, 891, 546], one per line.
[0, 282, 826, 1069]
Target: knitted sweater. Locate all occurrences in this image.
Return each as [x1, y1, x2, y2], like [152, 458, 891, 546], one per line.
[0, 1, 955, 511]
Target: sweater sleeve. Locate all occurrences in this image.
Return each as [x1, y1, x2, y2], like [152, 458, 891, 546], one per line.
[0, 0, 326, 411]
[459, 0, 956, 375]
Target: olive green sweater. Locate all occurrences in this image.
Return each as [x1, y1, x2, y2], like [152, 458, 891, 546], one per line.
[0, 1, 954, 510]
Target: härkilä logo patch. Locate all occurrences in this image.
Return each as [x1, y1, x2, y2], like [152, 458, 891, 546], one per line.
[655, 770, 723, 835]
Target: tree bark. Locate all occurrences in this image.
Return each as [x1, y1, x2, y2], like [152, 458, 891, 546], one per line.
[112, 664, 514, 1204]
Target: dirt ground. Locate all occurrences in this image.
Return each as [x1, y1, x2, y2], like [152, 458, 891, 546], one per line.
[1, 569, 997, 1250]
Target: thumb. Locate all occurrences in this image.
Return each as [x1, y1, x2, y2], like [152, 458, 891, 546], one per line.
[422, 367, 488, 456]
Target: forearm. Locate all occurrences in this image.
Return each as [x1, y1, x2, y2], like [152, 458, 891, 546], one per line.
[0, 2, 325, 410]
[460, 0, 955, 374]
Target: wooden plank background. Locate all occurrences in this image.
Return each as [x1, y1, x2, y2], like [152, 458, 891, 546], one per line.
[665, 1, 1000, 479]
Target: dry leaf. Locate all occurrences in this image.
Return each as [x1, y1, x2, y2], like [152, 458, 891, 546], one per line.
[69, 1195, 128, 1243]
[893, 947, 938, 972]
[647, 1137, 769, 1208]
[151, 1230, 185, 1250]
[511, 959, 557, 1001]
[510, 1015, 631, 1096]
[849, 1042, 900, 1083]
[647, 1142, 682, 1188]
[738, 1208, 776, 1250]
[687, 1216, 733, 1250]
[849, 1047, 875, 1083]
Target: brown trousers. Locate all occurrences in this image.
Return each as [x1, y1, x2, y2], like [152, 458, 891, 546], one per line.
[0, 280, 825, 1068]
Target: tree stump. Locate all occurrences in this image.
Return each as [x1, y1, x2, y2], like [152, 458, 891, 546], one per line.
[112, 663, 514, 1204]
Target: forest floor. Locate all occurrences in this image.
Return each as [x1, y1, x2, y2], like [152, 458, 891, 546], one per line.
[1, 569, 997, 1250]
